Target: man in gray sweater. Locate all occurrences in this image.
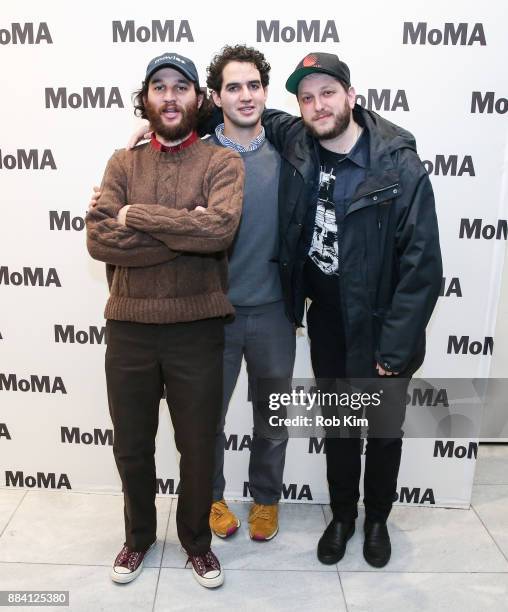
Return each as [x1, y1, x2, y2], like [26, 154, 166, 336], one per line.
[206, 45, 296, 542]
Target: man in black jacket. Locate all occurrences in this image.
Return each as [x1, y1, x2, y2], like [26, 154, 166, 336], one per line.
[262, 52, 442, 567]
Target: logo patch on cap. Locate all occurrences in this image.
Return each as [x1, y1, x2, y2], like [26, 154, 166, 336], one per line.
[303, 54, 320, 67]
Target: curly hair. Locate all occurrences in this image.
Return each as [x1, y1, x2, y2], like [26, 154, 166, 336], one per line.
[206, 44, 271, 93]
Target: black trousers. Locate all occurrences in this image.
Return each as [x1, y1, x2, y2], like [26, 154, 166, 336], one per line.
[307, 300, 409, 524]
[105, 318, 224, 555]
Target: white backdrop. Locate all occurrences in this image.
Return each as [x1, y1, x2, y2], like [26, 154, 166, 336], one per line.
[1, 0, 508, 508]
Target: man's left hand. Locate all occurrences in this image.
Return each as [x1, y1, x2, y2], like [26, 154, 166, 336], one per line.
[87, 186, 101, 212]
[116, 205, 131, 226]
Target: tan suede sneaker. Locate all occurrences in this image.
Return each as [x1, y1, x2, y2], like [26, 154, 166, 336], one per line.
[248, 503, 279, 541]
[209, 500, 240, 538]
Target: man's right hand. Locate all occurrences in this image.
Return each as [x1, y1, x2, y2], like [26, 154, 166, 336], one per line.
[88, 185, 101, 212]
[126, 122, 151, 150]
[376, 362, 399, 376]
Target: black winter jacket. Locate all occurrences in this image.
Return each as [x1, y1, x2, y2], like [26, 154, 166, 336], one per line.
[263, 105, 442, 377]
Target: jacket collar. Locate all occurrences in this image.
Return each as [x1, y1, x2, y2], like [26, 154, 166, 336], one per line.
[283, 105, 417, 197]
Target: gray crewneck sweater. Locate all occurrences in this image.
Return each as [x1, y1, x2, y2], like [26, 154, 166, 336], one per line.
[212, 135, 282, 308]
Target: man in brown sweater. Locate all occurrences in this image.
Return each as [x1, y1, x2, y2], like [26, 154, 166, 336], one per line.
[86, 52, 244, 589]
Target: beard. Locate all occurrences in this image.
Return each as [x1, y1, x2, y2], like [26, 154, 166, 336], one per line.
[145, 98, 199, 142]
[304, 97, 351, 141]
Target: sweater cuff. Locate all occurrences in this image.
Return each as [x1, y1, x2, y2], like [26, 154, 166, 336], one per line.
[125, 204, 152, 233]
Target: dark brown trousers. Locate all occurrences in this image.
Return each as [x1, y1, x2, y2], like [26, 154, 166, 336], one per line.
[105, 318, 224, 555]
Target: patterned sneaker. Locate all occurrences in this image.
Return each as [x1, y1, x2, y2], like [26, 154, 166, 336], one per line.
[186, 549, 224, 588]
[248, 503, 279, 541]
[209, 499, 240, 538]
[110, 541, 156, 584]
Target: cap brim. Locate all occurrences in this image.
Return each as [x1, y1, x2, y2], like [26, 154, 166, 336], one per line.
[286, 67, 338, 94]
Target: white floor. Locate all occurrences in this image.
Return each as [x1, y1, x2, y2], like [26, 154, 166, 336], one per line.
[0, 444, 507, 611]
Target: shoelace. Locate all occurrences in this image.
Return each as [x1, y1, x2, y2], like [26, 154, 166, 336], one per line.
[128, 552, 141, 570]
[211, 501, 229, 517]
[187, 551, 219, 574]
[211, 505, 226, 518]
[194, 555, 205, 573]
[250, 506, 272, 521]
[115, 545, 130, 566]
[204, 551, 220, 571]
[115, 546, 142, 571]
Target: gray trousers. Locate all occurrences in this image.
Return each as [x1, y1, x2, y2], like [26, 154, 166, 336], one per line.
[212, 301, 296, 505]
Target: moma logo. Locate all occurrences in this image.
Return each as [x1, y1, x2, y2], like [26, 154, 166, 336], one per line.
[0, 423, 11, 440]
[406, 387, 449, 407]
[0, 149, 56, 170]
[395, 487, 435, 504]
[308, 437, 325, 454]
[49, 211, 85, 231]
[423, 155, 475, 176]
[61, 427, 112, 446]
[440, 277, 462, 298]
[157, 478, 180, 495]
[0, 267, 61, 287]
[112, 20, 193, 43]
[244, 481, 312, 501]
[309, 438, 369, 455]
[403, 22, 486, 46]
[45, 88, 123, 109]
[0, 373, 67, 394]
[308, 437, 367, 455]
[5, 471, 71, 490]
[0, 22, 52, 45]
[224, 434, 252, 451]
[54, 325, 105, 345]
[434, 440, 478, 459]
[447, 336, 493, 356]
[459, 218, 507, 240]
[355, 90, 409, 112]
[257, 20, 339, 43]
[471, 92, 508, 114]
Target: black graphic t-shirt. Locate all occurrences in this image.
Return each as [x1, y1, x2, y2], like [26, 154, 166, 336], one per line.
[308, 147, 346, 275]
[302, 131, 369, 305]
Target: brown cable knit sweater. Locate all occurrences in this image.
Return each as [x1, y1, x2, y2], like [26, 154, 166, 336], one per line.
[86, 137, 244, 323]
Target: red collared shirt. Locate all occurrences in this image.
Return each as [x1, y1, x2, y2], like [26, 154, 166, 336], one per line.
[150, 131, 198, 153]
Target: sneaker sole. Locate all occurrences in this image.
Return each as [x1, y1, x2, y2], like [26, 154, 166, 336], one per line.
[110, 541, 156, 584]
[212, 518, 241, 539]
[249, 525, 279, 541]
[191, 568, 224, 588]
